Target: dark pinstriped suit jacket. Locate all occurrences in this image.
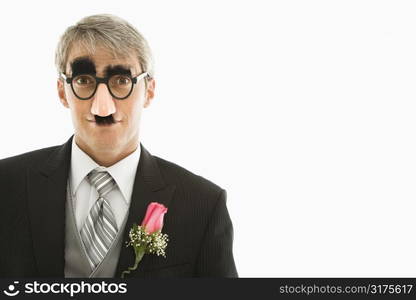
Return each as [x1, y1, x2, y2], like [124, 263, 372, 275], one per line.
[0, 136, 238, 277]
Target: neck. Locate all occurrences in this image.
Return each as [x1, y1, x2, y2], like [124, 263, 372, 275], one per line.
[74, 135, 139, 167]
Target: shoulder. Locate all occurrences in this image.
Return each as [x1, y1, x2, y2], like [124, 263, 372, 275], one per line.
[0, 145, 62, 203]
[150, 154, 229, 235]
[0, 145, 60, 174]
[153, 155, 225, 200]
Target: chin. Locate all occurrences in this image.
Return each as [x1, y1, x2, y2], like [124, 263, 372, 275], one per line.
[83, 131, 121, 149]
[93, 137, 122, 150]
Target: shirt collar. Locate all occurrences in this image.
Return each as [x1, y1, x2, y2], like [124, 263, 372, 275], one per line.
[70, 138, 141, 204]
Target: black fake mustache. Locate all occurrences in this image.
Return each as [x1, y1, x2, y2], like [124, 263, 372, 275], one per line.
[95, 115, 115, 125]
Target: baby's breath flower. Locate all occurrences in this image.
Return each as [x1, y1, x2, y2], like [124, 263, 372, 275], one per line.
[125, 224, 169, 257]
[147, 232, 169, 257]
[122, 225, 168, 279]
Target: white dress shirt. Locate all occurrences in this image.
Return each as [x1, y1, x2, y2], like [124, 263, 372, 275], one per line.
[69, 138, 141, 231]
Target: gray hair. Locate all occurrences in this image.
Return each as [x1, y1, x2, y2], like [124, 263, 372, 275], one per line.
[55, 14, 154, 78]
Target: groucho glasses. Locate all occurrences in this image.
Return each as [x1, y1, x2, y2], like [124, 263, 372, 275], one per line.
[61, 72, 149, 100]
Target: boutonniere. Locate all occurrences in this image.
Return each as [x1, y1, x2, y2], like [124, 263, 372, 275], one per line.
[121, 202, 169, 278]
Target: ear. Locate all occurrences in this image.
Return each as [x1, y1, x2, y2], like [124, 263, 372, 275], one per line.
[143, 78, 155, 108]
[57, 78, 69, 108]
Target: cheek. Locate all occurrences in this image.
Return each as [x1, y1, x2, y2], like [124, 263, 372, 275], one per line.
[125, 89, 146, 117]
[64, 84, 74, 99]
[66, 97, 90, 119]
[123, 102, 142, 122]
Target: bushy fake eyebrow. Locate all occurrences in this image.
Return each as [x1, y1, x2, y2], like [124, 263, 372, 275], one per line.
[69, 57, 132, 77]
[70, 57, 96, 77]
[104, 65, 132, 77]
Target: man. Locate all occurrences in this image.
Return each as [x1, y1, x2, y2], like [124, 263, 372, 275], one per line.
[0, 14, 237, 278]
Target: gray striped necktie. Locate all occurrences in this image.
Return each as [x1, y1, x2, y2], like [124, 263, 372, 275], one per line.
[80, 167, 119, 270]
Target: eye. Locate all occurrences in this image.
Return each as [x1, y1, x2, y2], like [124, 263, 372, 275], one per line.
[74, 75, 94, 86]
[113, 75, 131, 86]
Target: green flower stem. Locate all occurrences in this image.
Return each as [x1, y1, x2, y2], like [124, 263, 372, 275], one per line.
[121, 246, 146, 278]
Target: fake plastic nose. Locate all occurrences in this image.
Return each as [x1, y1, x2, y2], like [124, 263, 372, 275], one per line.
[90, 83, 116, 116]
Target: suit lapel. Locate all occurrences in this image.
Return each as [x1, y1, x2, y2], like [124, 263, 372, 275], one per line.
[115, 144, 176, 278]
[27, 136, 73, 276]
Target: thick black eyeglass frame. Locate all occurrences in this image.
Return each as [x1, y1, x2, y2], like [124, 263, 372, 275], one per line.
[61, 72, 149, 100]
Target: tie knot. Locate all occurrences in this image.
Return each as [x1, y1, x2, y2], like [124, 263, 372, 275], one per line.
[87, 167, 116, 198]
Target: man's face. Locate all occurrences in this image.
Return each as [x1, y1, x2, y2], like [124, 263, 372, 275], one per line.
[57, 45, 155, 158]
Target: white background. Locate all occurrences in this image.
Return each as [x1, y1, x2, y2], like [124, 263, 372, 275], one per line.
[1, 0, 416, 277]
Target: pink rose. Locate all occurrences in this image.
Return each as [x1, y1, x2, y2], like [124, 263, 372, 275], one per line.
[141, 202, 168, 234]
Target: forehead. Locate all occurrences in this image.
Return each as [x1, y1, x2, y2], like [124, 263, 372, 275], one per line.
[66, 45, 140, 74]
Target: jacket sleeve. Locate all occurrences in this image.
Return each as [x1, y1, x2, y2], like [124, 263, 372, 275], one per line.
[195, 189, 238, 277]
